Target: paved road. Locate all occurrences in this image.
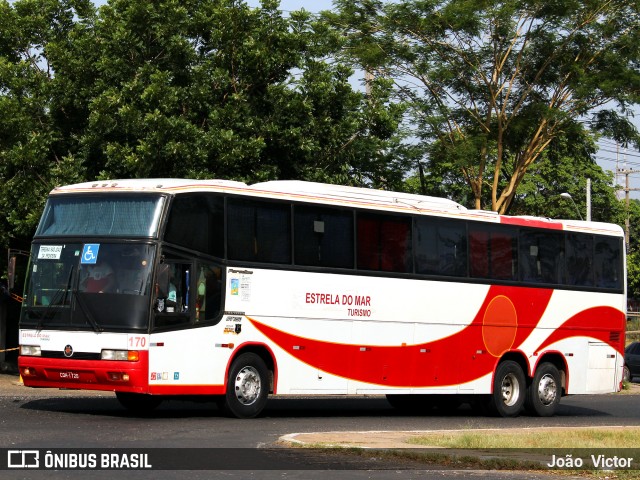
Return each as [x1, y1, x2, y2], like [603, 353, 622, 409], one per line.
[0, 374, 638, 479]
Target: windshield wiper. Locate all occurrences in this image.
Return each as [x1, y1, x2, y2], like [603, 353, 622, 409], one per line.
[73, 292, 103, 333]
[36, 266, 74, 331]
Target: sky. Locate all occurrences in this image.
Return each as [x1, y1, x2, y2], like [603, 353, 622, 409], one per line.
[89, 0, 640, 200]
[246, 0, 333, 11]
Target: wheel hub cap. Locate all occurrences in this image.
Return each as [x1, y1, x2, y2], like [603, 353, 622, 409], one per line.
[537, 373, 557, 406]
[234, 366, 261, 406]
[501, 373, 520, 406]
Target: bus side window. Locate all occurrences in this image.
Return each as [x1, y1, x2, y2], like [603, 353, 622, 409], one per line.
[469, 225, 516, 281]
[155, 262, 191, 325]
[519, 230, 564, 285]
[415, 218, 467, 277]
[227, 199, 291, 264]
[594, 237, 622, 289]
[566, 234, 594, 286]
[196, 263, 222, 322]
[293, 205, 354, 269]
[357, 213, 412, 273]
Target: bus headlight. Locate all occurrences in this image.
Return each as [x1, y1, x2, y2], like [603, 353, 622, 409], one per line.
[101, 350, 139, 361]
[20, 345, 41, 356]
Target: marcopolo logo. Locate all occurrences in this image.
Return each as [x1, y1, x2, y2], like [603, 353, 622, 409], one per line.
[8, 450, 40, 468]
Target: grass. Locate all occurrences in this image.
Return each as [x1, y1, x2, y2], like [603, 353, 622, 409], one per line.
[407, 427, 640, 449]
[403, 428, 640, 478]
[295, 427, 640, 478]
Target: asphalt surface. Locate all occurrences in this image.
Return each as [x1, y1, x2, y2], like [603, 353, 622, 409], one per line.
[2, 372, 639, 452]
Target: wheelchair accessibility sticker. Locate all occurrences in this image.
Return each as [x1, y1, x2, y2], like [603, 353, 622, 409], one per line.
[81, 244, 100, 264]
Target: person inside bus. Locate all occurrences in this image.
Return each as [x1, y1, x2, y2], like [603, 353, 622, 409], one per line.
[196, 264, 221, 321]
[156, 263, 178, 312]
[80, 262, 115, 293]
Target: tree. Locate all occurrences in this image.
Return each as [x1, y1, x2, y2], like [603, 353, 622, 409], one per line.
[80, 0, 407, 186]
[328, 0, 640, 212]
[404, 122, 624, 222]
[0, 0, 95, 253]
[0, 0, 408, 265]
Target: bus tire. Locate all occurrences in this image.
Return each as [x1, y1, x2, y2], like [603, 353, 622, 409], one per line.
[489, 360, 525, 417]
[116, 392, 163, 414]
[623, 365, 631, 383]
[221, 352, 269, 419]
[525, 362, 561, 417]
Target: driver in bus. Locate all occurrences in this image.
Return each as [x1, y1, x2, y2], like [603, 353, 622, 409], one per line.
[81, 262, 115, 293]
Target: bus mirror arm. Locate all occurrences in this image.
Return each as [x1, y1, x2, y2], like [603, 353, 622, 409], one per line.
[7, 256, 15, 290]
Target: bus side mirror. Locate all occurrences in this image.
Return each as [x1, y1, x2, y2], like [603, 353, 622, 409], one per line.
[7, 249, 29, 291]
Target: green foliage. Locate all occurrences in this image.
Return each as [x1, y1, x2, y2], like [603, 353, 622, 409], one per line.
[0, 0, 94, 249]
[329, 0, 640, 213]
[79, 0, 406, 185]
[0, 0, 406, 260]
[1, 0, 639, 295]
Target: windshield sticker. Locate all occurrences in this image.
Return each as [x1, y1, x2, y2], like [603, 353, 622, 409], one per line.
[81, 244, 100, 264]
[38, 245, 63, 260]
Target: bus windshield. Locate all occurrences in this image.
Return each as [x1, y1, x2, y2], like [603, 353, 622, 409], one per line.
[35, 194, 165, 238]
[20, 243, 156, 332]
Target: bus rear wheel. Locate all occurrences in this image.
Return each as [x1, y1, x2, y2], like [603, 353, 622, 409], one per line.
[221, 352, 269, 419]
[525, 362, 561, 417]
[488, 360, 526, 417]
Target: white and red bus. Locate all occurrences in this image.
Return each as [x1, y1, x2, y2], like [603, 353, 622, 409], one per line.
[17, 179, 626, 418]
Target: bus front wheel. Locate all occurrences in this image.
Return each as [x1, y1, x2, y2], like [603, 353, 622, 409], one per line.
[525, 362, 561, 417]
[221, 352, 269, 419]
[489, 360, 526, 417]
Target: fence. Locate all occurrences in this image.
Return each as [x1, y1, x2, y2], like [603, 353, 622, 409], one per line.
[627, 313, 640, 344]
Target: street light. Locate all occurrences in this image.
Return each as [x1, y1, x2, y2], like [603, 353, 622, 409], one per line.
[560, 192, 583, 220]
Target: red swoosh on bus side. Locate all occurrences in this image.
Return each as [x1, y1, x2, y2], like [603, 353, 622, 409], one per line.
[247, 286, 624, 387]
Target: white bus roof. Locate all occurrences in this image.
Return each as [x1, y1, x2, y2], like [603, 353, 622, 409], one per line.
[49, 178, 624, 237]
[50, 178, 248, 192]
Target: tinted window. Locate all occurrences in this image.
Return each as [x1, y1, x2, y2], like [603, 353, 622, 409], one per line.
[294, 206, 354, 268]
[519, 230, 564, 284]
[37, 195, 164, 237]
[357, 213, 412, 273]
[195, 262, 223, 322]
[154, 260, 192, 329]
[227, 198, 291, 264]
[469, 224, 517, 281]
[594, 236, 622, 289]
[566, 233, 594, 286]
[165, 195, 224, 256]
[415, 218, 467, 277]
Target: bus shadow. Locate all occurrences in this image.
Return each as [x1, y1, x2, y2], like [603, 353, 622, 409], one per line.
[18, 395, 609, 419]
[19, 396, 222, 418]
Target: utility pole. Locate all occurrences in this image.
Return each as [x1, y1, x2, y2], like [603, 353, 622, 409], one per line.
[586, 178, 591, 222]
[617, 167, 640, 250]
